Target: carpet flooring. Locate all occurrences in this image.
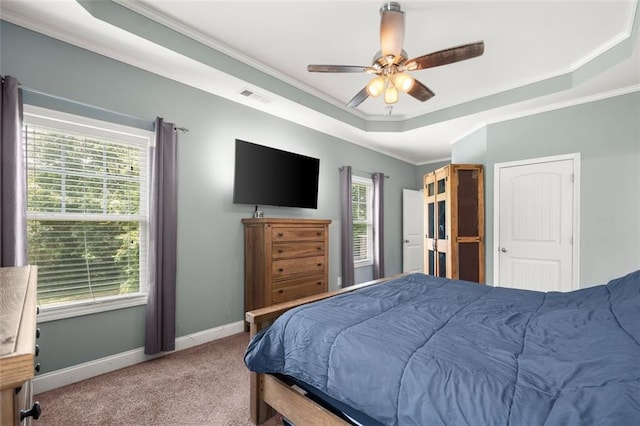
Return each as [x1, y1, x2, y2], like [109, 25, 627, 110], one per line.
[34, 332, 282, 425]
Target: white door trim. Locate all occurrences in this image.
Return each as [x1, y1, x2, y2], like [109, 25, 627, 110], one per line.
[493, 153, 581, 290]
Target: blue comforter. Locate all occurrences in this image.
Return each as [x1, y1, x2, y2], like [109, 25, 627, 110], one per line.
[245, 271, 640, 425]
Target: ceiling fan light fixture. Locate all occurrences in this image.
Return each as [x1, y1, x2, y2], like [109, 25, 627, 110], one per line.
[366, 76, 386, 97]
[394, 72, 414, 92]
[384, 85, 399, 104]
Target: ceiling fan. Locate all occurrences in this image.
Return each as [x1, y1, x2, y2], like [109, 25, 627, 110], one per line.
[307, 2, 485, 108]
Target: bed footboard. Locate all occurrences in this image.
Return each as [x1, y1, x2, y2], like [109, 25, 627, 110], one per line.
[246, 275, 403, 425]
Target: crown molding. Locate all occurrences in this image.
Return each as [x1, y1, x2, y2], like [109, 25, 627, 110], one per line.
[0, 8, 193, 96]
[570, 0, 636, 71]
[114, 0, 369, 121]
[451, 84, 640, 146]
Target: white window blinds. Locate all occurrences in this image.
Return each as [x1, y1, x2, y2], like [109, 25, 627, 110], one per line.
[24, 114, 150, 307]
[352, 176, 373, 265]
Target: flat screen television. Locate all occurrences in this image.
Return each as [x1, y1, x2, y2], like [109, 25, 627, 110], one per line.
[233, 139, 320, 209]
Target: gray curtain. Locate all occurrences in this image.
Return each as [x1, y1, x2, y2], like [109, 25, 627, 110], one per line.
[0, 75, 27, 267]
[372, 172, 385, 279]
[145, 117, 178, 355]
[340, 166, 354, 287]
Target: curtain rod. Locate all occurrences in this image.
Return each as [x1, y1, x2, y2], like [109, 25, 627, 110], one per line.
[17, 84, 189, 133]
[340, 166, 389, 178]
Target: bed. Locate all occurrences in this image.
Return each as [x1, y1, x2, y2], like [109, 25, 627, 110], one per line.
[244, 271, 640, 425]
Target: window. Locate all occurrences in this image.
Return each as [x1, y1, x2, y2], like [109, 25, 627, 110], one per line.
[24, 106, 152, 321]
[352, 176, 373, 266]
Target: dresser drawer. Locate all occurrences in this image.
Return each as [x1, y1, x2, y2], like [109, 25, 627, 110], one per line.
[272, 242, 325, 260]
[272, 277, 326, 303]
[272, 256, 325, 280]
[271, 227, 325, 242]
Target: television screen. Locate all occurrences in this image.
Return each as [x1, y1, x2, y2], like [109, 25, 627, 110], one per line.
[233, 139, 320, 209]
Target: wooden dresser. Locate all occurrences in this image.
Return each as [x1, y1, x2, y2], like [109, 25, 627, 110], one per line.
[1, 266, 41, 425]
[242, 218, 331, 320]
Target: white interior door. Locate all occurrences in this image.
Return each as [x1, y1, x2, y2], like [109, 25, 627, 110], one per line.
[494, 154, 580, 291]
[403, 189, 424, 273]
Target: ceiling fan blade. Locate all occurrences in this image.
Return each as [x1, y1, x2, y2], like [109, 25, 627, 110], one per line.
[380, 2, 405, 61]
[347, 87, 369, 108]
[405, 41, 485, 71]
[307, 65, 374, 73]
[407, 79, 435, 102]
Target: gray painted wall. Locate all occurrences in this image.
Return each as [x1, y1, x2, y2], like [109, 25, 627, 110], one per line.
[453, 92, 640, 287]
[1, 22, 420, 372]
[415, 160, 450, 189]
[451, 127, 487, 164]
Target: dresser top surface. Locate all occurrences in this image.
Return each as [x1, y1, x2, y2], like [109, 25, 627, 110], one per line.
[242, 218, 331, 226]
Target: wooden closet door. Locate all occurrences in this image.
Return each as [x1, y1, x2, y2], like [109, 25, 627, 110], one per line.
[424, 174, 436, 275]
[452, 166, 484, 283]
[434, 167, 450, 278]
[424, 166, 450, 278]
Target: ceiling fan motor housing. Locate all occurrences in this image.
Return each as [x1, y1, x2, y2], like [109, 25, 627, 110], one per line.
[372, 50, 408, 68]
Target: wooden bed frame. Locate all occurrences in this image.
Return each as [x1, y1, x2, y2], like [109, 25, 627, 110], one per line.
[245, 274, 404, 425]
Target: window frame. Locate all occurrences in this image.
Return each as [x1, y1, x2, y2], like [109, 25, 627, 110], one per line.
[352, 175, 374, 268]
[23, 105, 153, 322]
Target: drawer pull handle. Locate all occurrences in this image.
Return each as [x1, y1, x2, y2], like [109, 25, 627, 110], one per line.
[278, 268, 284, 273]
[317, 282, 321, 285]
[317, 263, 322, 267]
[317, 232, 321, 236]
[316, 247, 321, 250]
[34, 363, 41, 373]
[277, 232, 284, 237]
[36, 328, 41, 339]
[20, 402, 41, 421]
[278, 289, 284, 294]
[35, 344, 40, 357]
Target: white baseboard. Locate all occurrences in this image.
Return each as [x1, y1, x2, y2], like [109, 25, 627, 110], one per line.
[33, 320, 245, 394]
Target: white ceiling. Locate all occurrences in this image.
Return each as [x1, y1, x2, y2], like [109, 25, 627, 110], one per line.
[2, 0, 639, 164]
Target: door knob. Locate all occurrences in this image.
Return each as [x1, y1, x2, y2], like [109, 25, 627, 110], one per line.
[500, 247, 508, 253]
